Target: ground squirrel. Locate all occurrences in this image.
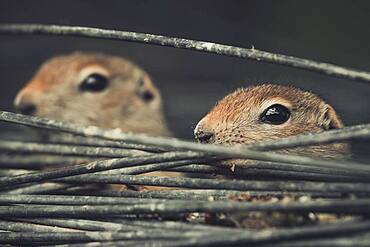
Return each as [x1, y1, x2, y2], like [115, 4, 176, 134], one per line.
[14, 52, 171, 137]
[194, 84, 352, 229]
[13, 52, 176, 190]
[194, 84, 349, 166]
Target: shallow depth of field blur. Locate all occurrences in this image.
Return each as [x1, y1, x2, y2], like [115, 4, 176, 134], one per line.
[0, 0, 369, 140]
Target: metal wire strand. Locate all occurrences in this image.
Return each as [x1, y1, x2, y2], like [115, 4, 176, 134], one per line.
[0, 199, 369, 217]
[57, 174, 370, 194]
[0, 152, 202, 188]
[0, 22, 370, 247]
[1, 111, 370, 174]
[0, 24, 370, 82]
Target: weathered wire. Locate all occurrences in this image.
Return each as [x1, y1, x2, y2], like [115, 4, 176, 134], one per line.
[0, 231, 189, 244]
[4, 111, 370, 157]
[20, 218, 142, 232]
[58, 174, 370, 193]
[1, 152, 366, 180]
[147, 220, 370, 247]
[166, 165, 368, 182]
[47, 133, 167, 152]
[0, 140, 149, 157]
[243, 161, 368, 177]
[265, 233, 370, 247]
[0, 154, 93, 169]
[0, 219, 79, 232]
[0, 24, 370, 82]
[10, 218, 178, 232]
[3, 182, 73, 195]
[1, 219, 370, 246]
[0, 152, 201, 188]
[61, 188, 344, 200]
[0, 22, 369, 247]
[1, 111, 369, 173]
[4, 110, 370, 152]
[100, 159, 214, 176]
[0, 194, 169, 205]
[248, 123, 370, 151]
[1, 153, 367, 182]
[111, 219, 241, 232]
[15, 218, 242, 234]
[1, 199, 369, 217]
[58, 240, 175, 247]
[59, 240, 176, 247]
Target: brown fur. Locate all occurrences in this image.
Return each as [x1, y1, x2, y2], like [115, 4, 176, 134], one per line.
[14, 52, 171, 137]
[195, 84, 350, 166]
[14, 52, 178, 190]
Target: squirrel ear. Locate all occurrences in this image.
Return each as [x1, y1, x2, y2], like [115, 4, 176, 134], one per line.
[321, 104, 343, 130]
[138, 77, 155, 102]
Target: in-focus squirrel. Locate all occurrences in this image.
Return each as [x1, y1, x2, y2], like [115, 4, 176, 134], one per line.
[194, 84, 349, 167]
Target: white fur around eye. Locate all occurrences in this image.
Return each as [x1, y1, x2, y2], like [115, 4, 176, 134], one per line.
[77, 65, 110, 86]
[260, 97, 292, 115]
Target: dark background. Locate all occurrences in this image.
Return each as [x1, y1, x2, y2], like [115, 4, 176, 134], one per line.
[0, 0, 369, 139]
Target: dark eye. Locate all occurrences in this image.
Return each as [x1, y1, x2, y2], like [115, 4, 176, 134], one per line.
[79, 73, 109, 92]
[260, 104, 290, 125]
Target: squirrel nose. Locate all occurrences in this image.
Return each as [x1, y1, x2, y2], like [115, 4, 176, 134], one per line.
[195, 130, 214, 144]
[15, 102, 37, 115]
[194, 118, 215, 144]
[14, 90, 38, 115]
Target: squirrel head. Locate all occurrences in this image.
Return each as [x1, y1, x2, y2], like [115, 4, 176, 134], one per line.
[194, 84, 349, 160]
[14, 52, 171, 136]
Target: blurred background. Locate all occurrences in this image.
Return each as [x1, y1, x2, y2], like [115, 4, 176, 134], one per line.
[0, 0, 369, 140]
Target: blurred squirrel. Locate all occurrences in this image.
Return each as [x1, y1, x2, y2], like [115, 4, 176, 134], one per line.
[14, 52, 178, 190]
[14, 52, 171, 136]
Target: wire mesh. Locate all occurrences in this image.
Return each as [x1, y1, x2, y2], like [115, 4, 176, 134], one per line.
[0, 24, 369, 246]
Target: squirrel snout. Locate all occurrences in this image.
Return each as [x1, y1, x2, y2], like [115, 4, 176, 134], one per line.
[194, 120, 214, 144]
[15, 102, 37, 115]
[14, 93, 37, 116]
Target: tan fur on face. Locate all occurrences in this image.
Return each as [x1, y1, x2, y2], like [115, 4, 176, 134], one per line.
[14, 52, 180, 191]
[195, 84, 349, 165]
[14, 52, 171, 137]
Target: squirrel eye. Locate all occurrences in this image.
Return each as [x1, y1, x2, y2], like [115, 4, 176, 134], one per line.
[260, 104, 290, 125]
[79, 73, 109, 92]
